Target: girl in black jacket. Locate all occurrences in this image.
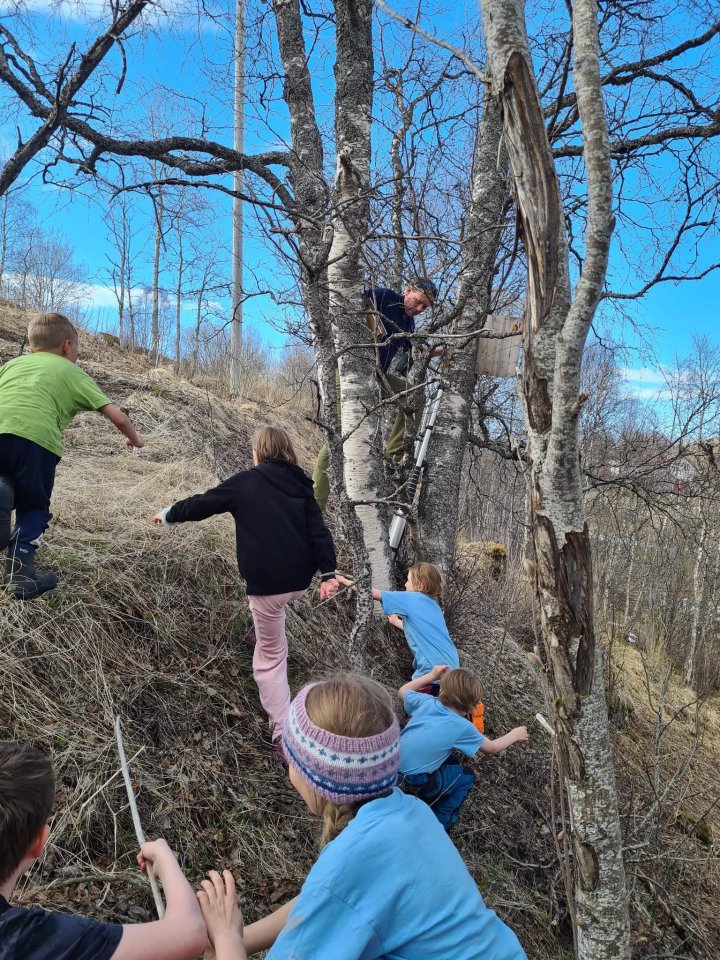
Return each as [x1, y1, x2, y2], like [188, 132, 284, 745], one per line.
[154, 426, 338, 749]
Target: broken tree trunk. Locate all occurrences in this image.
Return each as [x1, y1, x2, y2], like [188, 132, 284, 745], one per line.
[479, 0, 631, 955]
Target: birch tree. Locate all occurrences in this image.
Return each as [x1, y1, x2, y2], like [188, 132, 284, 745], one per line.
[479, 0, 630, 955]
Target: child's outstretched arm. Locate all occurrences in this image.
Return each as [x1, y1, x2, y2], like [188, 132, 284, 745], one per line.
[197, 870, 247, 960]
[399, 665, 448, 699]
[101, 403, 145, 450]
[112, 839, 207, 960]
[336, 574, 382, 602]
[480, 726, 528, 755]
[152, 475, 239, 526]
[243, 897, 298, 955]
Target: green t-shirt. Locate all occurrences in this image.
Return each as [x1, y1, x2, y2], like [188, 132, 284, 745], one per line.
[0, 352, 111, 457]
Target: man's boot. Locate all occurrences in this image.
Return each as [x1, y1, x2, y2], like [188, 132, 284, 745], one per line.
[0, 477, 13, 550]
[5, 542, 57, 600]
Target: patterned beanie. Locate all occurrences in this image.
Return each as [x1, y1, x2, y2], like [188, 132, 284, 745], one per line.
[282, 683, 400, 805]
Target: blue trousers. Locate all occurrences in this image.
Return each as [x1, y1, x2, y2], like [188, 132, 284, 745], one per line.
[404, 760, 475, 830]
[0, 434, 59, 546]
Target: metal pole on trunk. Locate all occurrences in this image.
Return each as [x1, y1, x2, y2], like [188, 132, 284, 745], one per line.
[389, 379, 444, 554]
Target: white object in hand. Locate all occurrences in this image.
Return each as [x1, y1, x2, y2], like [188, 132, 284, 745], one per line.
[535, 713, 555, 737]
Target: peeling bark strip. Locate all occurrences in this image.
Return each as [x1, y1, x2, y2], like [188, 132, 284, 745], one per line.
[479, 0, 631, 957]
[502, 52, 562, 331]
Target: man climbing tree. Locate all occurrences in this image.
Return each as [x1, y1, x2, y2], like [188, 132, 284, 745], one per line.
[312, 279, 437, 511]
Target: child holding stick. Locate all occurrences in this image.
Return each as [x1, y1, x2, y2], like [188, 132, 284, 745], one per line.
[337, 562, 459, 684]
[0, 741, 206, 960]
[399, 665, 528, 829]
[197, 675, 527, 959]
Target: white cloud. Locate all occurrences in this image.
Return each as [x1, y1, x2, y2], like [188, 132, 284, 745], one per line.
[619, 366, 669, 386]
[80, 281, 143, 309]
[0, 0, 224, 28]
[625, 384, 672, 401]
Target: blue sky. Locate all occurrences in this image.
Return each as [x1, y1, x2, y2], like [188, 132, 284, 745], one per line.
[2, 0, 718, 383]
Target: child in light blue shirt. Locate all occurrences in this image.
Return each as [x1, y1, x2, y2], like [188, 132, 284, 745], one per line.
[338, 562, 459, 681]
[197, 675, 527, 960]
[400, 665, 528, 829]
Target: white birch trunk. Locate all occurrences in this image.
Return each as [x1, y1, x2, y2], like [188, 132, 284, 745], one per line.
[150, 184, 164, 359]
[271, 0, 381, 648]
[329, 0, 393, 593]
[684, 513, 707, 687]
[479, 0, 631, 955]
[230, 0, 245, 395]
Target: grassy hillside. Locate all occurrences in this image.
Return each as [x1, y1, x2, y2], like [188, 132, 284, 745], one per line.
[1, 305, 718, 958]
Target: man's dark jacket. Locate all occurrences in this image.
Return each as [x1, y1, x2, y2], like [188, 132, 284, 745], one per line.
[166, 459, 336, 595]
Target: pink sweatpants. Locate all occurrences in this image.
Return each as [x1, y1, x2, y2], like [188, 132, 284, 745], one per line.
[248, 589, 307, 741]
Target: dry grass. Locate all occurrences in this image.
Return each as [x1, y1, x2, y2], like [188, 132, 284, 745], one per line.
[2, 304, 719, 959]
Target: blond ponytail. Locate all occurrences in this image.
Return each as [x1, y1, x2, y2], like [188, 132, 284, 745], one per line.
[320, 801, 358, 848]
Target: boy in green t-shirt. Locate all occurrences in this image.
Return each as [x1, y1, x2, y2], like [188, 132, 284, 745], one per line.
[0, 312, 145, 600]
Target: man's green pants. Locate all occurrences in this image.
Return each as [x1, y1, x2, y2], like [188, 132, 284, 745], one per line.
[312, 371, 422, 510]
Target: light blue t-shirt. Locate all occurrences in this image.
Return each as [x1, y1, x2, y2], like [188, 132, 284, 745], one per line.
[268, 789, 526, 960]
[380, 591, 459, 679]
[400, 691, 485, 776]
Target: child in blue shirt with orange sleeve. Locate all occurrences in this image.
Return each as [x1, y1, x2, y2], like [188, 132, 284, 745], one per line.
[195, 674, 527, 960]
[400, 665, 528, 829]
[337, 562, 459, 682]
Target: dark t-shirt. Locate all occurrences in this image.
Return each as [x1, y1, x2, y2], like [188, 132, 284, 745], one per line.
[0, 894, 123, 960]
[365, 287, 414, 374]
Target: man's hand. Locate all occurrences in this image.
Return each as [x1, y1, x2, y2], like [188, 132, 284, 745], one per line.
[319, 578, 339, 601]
[197, 870, 246, 960]
[387, 614, 404, 630]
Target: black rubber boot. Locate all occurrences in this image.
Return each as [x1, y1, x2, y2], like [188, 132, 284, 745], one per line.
[0, 477, 13, 550]
[5, 542, 57, 601]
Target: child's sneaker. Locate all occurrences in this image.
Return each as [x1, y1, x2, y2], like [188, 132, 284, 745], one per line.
[0, 477, 13, 550]
[5, 543, 57, 601]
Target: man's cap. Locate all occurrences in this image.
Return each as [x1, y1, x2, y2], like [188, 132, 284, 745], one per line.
[411, 278, 438, 304]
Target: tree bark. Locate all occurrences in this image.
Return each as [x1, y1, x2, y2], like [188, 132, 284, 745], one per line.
[330, 0, 393, 595]
[271, 0, 381, 649]
[479, 0, 631, 956]
[684, 512, 707, 687]
[150, 183, 164, 360]
[417, 97, 508, 575]
[174, 225, 184, 374]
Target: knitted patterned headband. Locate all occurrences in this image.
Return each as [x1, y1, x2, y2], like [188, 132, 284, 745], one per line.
[282, 683, 400, 805]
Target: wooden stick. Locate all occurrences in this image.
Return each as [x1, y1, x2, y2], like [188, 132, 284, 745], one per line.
[114, 716, 165, 918]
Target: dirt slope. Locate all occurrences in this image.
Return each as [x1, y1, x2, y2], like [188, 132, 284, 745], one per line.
[1, 305, 718, 959]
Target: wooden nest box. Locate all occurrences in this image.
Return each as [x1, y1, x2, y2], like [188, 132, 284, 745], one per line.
[476, 314, 522, 378]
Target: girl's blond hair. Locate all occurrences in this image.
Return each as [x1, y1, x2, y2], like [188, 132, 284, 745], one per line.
[252, 425, 298, 466]
[408, 561, 442, 600]
[28, 312, 78, 351]
[439, 668, 483, 716]
[305, 676, 395, 847]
